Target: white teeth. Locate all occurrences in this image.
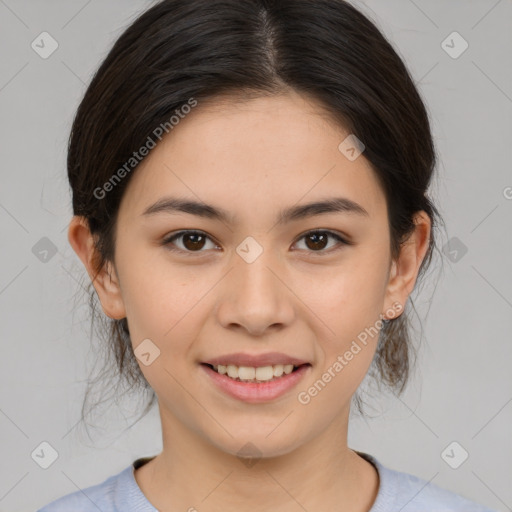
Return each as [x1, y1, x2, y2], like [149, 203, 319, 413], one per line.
[227, 365, 238, 379]
[238, 366, 255, 380]
[256, 366, 274, 380]
[211, 363, 299, 382]
[273, 364, 284, 377]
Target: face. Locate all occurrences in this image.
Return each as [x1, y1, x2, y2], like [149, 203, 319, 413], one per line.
[70, 90, 429, 460]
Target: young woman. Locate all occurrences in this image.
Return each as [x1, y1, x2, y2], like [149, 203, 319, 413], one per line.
[37, 0, 497, 510]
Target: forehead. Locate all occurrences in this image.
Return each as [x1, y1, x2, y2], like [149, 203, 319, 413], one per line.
[118, 92, 386, 223]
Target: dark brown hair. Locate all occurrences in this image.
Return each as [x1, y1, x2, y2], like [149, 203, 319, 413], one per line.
[67, 0, 445, 436]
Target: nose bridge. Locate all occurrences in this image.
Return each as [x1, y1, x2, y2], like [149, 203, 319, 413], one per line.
[233, 242, 284, 303]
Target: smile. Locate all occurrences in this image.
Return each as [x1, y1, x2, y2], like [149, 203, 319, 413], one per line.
[200, 363, 311, 403]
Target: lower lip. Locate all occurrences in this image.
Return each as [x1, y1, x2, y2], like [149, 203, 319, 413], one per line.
[201, 363, 311, 403]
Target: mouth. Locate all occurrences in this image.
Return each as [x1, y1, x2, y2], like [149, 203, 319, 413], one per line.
[200, 362, 312, 403]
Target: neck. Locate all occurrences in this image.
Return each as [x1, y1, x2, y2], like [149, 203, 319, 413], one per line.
[134, 405, 379, 512]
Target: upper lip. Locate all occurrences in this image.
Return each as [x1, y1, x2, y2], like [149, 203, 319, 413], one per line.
[202, 352, 310, 367]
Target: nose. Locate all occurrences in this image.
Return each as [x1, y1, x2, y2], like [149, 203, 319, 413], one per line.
[215, 249, 296, 337]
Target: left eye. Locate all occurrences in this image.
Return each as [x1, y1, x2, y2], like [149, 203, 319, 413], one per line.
[293, 230, 348, 253]
[162, 230, 348, 254]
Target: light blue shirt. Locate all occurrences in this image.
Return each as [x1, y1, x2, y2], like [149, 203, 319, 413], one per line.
[36, 451, 498, 511]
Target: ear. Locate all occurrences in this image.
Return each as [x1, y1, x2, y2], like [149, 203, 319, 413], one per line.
[383, 211, 431, 320]
[67, 216, 127, 320]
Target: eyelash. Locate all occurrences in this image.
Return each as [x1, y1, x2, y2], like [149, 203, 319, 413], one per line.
[161, 229, 351, 256]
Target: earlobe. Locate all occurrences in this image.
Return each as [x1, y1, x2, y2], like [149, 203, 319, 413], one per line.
[67, 216, 127, 320]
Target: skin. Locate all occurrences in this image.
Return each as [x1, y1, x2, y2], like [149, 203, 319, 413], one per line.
[68, 89, 431, 512]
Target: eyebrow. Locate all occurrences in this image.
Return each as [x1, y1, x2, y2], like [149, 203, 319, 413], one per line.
[142, 196, 369, 225]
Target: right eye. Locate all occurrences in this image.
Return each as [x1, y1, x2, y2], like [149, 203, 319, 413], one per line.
[161, 230, 220, 254]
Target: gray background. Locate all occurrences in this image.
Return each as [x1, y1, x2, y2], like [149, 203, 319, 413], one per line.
[0, 0, 511, 510]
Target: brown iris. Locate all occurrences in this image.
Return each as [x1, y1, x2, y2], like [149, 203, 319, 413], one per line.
[304, 232, 329, 251]
[182, 232, 207, 251]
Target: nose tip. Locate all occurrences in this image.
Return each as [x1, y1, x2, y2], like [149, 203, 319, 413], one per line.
[216, 257, 295, 336]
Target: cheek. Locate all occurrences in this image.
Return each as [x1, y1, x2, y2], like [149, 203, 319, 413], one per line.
[120, 260, 221, 364]
[297, 292, 383, 413]
[117, 250, 201, 336]
[304, 255, 387, 325]
[301, 255, 386, 371]
[122, 280, 200, 411]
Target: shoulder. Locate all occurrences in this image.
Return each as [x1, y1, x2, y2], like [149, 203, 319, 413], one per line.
[357, 452, 498, 512]
[35, 465, 131, 512]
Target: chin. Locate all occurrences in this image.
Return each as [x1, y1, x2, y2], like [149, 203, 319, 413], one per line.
[206, 426, 304, 462]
